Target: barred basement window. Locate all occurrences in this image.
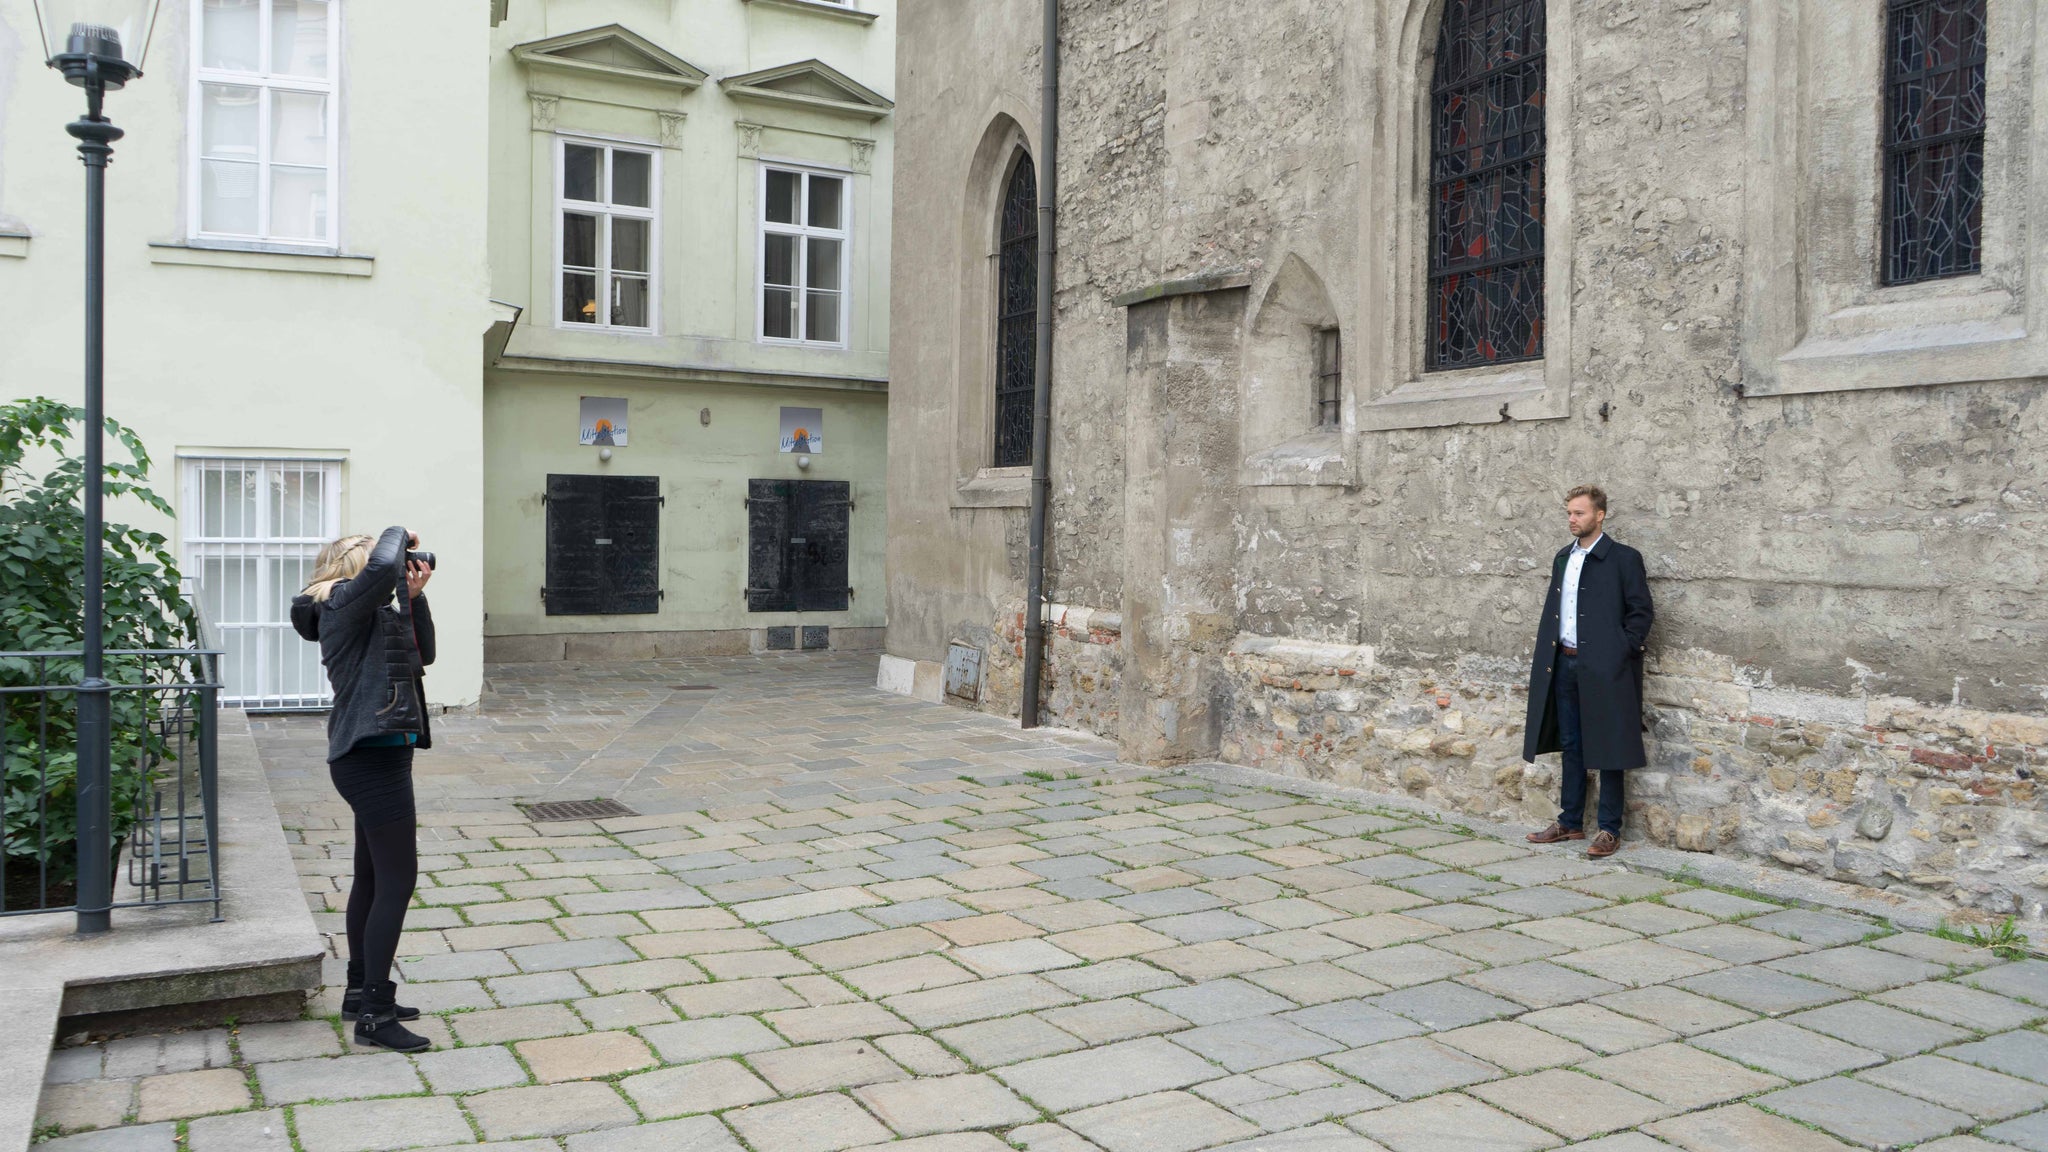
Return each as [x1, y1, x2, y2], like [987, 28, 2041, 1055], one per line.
[1427, 0, 1546, 371]
[1314, 328, 1342, 428]
[994, 153, 1038, 468]
[1883, 0, 1988, 285]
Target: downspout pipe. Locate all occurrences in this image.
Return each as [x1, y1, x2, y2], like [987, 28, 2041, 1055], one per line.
[1021, 0, 1058, 728]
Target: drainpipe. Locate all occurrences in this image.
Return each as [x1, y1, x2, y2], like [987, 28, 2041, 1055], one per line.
[1021, 0, 1059, 728]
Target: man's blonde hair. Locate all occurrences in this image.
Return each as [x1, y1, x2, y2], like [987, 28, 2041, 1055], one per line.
[305, 535, 374, 603]
[1564, 484, 1608, 513]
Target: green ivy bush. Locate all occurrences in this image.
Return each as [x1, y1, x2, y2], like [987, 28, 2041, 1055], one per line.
[1, 398, 194, 895]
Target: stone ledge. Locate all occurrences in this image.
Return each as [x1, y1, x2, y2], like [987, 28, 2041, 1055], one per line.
[0, 708, 323, 1152]
[148, 241, 373, 277]
[1110, 269, 1252, 308]
[740, 0, 881, 23]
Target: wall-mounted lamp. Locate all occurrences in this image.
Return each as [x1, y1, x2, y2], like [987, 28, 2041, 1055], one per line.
[598, 447, 613, 462]
[795, 455, 811, 470]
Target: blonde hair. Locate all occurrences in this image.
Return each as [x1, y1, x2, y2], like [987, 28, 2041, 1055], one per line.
[305, 535, 374, 603]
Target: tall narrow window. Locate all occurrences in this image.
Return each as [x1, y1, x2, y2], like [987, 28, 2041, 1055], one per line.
[1883, 0, 1987, 285]
[189, 0, 340, 246]
[559, 140, 657, 330]
[994, 153, 1038, 468]
[1314, 328, 1342, 428]
[760, 166, 848, 346]
[1428, 0, 1546, 371]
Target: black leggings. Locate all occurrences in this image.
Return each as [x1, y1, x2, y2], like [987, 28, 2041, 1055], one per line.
[346, 815, 418, 990]
[330, 745, 418, 989]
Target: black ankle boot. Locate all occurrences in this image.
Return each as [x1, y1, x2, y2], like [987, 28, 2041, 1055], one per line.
[341, 986, 421, 1021]
[341, 960, 418, 1021]
[353, 981, 431, 1052]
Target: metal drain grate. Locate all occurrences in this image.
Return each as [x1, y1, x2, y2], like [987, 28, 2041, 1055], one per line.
[519, 798, 640, 822]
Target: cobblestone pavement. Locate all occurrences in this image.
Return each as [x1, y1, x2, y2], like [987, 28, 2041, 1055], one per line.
[35, 655, 2048, 1151]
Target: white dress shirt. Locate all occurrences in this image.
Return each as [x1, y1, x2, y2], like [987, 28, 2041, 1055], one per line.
[1560, 533, 1601, 649]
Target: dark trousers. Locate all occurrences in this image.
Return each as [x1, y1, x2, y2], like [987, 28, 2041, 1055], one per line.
[1555, 651, 1624, 835]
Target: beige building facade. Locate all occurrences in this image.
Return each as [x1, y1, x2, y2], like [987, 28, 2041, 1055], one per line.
[0, 0, 894, 708]
[0, 0, 496, 709]
[481, 0, 894, 662]
[885, 0, 2048, 915]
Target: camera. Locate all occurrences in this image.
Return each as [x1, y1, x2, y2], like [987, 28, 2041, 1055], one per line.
[407, 551, 437, 571]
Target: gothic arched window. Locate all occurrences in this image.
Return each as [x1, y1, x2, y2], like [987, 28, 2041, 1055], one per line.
[994, 153, 1038, 468]
[1428, 0, 1546, 370]
[1883, 0, 1987, 285]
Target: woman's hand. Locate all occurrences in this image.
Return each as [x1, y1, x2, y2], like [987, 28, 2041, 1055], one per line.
[406, 560, 432, 600]
[406, 530, 420, 549]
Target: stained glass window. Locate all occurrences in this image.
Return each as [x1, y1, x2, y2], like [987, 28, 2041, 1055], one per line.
[1428, 0, 1546, 371]
[1884, 0, 1987, 285]
[995, 154, 1038, 468]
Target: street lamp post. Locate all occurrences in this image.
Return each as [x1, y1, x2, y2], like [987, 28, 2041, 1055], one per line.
[31, 0, 161, 935]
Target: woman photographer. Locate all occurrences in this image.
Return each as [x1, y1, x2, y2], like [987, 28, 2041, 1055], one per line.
[290, 526, 436, 1052]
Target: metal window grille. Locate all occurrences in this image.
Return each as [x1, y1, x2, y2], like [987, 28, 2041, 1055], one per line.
[1427, 0, 1546, 371]
[181, 458, 339, 709]
[1315, 328, 1343, 428]
[1883, 0, 1987, 285]
[994, 153, 1038, 468]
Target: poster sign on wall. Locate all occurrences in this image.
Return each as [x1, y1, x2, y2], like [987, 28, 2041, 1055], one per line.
[780, 407, 824, 454]
[579, 396, 629, 446]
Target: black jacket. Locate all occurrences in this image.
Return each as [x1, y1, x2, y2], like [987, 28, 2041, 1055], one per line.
[290, 526, 435, 763]
[1522, 534, 1654, 771]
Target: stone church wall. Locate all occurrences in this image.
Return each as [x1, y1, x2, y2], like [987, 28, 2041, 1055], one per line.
[887, 0, 2048, 917]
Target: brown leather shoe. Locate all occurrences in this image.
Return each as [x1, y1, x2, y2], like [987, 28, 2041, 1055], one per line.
[1587, 830, 1620, 858]
[1526, 822, 1586, 844]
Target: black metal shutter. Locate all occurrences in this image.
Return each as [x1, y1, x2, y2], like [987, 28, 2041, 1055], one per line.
[747, 479, 850, 613]
[746, 479, 796, 612]
[545, 475, 607, 615]
[546, 474, 661, 615]
[795, 481, 850, 612]
[606, 476, 662, 614]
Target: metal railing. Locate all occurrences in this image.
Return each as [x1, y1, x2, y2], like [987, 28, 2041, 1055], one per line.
[0, 648, 225, 925]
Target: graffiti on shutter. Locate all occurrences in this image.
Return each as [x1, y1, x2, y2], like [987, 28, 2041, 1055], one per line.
[746, 479, 850, 613]
[796, 482, 851, 612]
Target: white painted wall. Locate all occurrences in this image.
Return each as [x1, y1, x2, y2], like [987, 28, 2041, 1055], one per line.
[0, 0, 496, 707]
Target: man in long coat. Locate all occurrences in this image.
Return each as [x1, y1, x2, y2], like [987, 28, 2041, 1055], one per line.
[1523, 485, 1655, 858]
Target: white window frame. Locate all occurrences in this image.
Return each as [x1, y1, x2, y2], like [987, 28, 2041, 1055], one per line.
[180, 457, 343, 709]
[553, 134, 662, 334]
[756, 161, 852, 349]
[186, 0, 343, 250]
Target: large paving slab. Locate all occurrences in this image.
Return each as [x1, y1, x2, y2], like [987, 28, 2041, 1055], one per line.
[30, 654, 2045, 1151]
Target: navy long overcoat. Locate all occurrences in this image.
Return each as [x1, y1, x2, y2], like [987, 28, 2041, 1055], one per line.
[1522, 534, 1656, 771]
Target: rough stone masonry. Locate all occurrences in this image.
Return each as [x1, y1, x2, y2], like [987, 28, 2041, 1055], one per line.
[883, 0, 2048, 917]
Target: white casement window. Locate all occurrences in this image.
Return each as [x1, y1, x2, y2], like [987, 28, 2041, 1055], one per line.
[557, 138, 659, 331]
[188, 0, 340, 247]
[758, 165, 848, 346]
[182, 458, 342, 709]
